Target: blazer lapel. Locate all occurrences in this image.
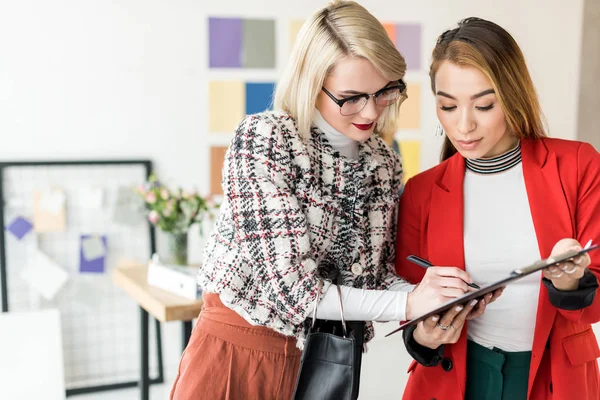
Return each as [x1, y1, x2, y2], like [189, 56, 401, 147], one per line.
[428, 154, 468, 396]
[521, 139, 573, 395]
[428, 154, 466, 270]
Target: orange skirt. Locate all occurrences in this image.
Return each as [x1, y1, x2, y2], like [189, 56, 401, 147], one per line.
[170, 293, 302, 400]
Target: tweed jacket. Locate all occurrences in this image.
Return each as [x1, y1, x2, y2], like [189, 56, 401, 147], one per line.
[199, 110, 408, 348]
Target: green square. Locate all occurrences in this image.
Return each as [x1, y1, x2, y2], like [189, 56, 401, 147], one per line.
[242, 19, 276, 69]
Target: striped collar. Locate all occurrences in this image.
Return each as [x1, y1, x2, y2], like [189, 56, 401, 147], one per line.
[465, 142, 522, 174]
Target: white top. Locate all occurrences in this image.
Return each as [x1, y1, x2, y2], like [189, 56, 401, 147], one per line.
[313, 109, 359, 160]
[464, 162, 541, 351]
[316, 280, 414, 322]
[313, 110, 414, 322]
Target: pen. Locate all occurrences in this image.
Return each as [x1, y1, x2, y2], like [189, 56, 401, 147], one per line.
[406, 255, 481, 290]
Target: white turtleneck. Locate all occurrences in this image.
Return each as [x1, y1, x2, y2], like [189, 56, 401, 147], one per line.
[311, 109, 415, 323]
[464, 162, 541, 351]
[313, 109, 359, 160]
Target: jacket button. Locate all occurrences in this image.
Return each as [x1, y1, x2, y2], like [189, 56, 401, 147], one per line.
[441, 358, 453, 371]
[351, 263, 364, 276]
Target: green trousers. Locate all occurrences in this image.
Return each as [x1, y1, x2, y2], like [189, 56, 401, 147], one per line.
[465, 340, 532, 400]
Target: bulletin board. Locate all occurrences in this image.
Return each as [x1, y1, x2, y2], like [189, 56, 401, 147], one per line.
[0, 160, 162, 395]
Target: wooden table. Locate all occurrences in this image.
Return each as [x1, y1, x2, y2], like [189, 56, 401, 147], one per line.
[113, 261, 203, 400]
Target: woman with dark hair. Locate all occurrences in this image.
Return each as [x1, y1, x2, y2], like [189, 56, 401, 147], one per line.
[396, 17, 600, 400]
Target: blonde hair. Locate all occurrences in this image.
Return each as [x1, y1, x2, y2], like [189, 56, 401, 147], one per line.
[430, 18, 547, 161]
[274, 0, 407, 139]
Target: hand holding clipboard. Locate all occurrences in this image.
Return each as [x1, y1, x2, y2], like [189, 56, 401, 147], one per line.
[386, 241, 599, 337]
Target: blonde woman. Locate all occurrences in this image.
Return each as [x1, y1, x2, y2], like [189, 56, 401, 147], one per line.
[170, 2, 481, 399]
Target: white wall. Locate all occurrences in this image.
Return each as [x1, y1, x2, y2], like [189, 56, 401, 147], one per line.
[577, 0, 600, 150]
[0, 0, 584, 184]
[0, 0, 586, 258]
[0, 0, 587, 398]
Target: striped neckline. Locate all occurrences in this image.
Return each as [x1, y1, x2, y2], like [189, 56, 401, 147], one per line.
[465, 142, 522, 174]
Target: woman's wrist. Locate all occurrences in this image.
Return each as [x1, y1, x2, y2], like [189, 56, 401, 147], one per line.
[406, 291, 415, 320]
[413, 326, 439, 350]
[552, 278, 580, 291]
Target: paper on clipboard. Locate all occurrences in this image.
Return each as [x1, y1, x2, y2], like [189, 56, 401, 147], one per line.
[385, 243, 599, 337]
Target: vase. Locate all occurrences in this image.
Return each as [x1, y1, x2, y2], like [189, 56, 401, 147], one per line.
[165, 232, 188, 265]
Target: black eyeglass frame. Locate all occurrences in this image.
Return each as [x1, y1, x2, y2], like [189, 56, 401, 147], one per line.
[321, 79, 407, 115]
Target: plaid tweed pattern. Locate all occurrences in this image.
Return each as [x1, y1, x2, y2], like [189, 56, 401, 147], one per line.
[199, 111, 406, 348]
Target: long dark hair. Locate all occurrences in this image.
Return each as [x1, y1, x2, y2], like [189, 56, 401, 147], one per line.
[430, 18, 547, 161]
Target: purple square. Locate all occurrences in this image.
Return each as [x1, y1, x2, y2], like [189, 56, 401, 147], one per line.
[79, 235, 107, 273]
[396, 24, 422, 70]
[6, 216, 33, 240]
[209, 17, 243, 68]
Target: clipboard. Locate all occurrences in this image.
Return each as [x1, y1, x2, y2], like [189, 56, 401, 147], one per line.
[385, 243, 599, 337]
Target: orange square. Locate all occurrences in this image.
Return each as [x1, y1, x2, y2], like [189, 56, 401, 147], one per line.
[210, 146, 229, 195]
[383, 23, 397, 46]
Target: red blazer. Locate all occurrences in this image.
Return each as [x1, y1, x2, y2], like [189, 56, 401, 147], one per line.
[396, 138, 600, 400]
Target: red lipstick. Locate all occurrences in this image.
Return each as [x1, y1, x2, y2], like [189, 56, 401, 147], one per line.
[352, 123, 374, 131]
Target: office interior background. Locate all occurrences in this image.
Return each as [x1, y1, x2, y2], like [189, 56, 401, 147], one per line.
[0, 0, 598, 398]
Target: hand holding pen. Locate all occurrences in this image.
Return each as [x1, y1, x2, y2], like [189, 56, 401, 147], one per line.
[407, 255, 481, 289]
[405, 254, 504, 322]
[405, 256, 482, 320]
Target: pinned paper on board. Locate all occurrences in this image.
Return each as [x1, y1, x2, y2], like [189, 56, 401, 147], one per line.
[398, 83, 421, 130]
[77, 186, 103, 209]
[5, 196, 26, 209]
[113, 186, 145, 226]
[80, 235, 107, 273]
[398, 140, 421, 182]
[33, 189, 66, 233]
[209, 17, 276, 69]
[20, 250, 69, 300]
[6, 216, 33, 240]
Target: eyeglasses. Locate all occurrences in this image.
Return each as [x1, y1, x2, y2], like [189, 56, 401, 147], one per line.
[321, 80, 406, 116]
